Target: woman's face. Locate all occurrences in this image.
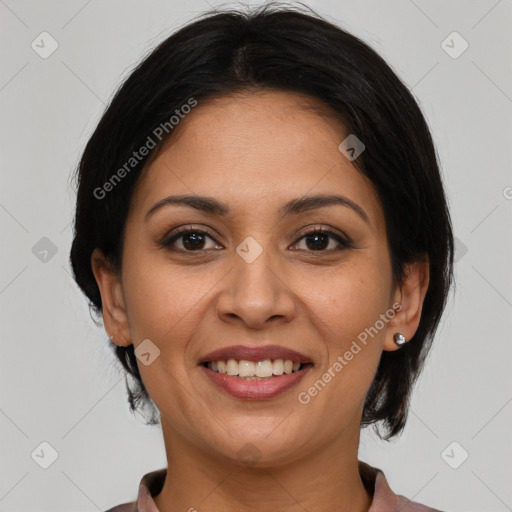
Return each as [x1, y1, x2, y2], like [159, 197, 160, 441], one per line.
[94, 90, 420, 466]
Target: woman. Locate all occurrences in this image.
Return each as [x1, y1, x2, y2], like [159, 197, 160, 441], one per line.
[70, 4, 453, 511]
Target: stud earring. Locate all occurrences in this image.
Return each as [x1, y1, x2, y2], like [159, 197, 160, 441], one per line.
[393, 332, 407, 346]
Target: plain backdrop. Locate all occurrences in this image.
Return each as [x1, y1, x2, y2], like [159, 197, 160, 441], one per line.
[1, 1, 511, 511]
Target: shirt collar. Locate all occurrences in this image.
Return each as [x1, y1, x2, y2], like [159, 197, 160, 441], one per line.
[128, 461, 415, 512]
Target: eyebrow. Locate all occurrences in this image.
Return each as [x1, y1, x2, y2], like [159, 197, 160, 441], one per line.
[145, 193, 370, 225]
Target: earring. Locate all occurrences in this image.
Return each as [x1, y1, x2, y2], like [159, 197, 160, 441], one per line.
[393, 332, 407, 346]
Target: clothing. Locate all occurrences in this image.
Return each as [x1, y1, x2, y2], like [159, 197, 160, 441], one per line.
[104, 460, 444, 512]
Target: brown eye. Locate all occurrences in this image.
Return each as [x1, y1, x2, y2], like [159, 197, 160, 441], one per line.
[160, 226, 352, 254]
[291, 228, 352, 252]
[161, 227, 221, 252]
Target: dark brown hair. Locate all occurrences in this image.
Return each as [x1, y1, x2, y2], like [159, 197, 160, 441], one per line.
[70, 3, 454, 439]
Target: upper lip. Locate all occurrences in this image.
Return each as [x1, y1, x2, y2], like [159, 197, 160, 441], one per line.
[198, 345, 312, 365]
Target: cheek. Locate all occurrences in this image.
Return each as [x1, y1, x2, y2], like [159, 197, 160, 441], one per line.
[296, 260, 390, 394]
[121, 249, 211, 344]
[120, 254, 212, 412]
[298, 259, 389, 337]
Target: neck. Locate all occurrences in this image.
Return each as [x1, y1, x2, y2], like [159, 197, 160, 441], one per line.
[153, 420, 373, 512]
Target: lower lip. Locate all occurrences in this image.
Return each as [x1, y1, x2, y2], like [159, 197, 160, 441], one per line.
[200, 365, 312, 400]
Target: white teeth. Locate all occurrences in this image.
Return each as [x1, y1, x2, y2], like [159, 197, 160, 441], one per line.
[226, 359, 238, 376]
[255, 360, 273, 377]
[239, 360, 255, 377]
[207, 358, 305, 378]
[272, 359, 284, 375]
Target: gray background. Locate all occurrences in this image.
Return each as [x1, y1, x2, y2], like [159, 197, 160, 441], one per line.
[1, 0, 511, 511]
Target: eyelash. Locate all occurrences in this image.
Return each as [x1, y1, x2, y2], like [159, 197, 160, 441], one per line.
[160, 225, 353, 254]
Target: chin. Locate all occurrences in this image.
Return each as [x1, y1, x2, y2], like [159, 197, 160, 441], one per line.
[205, 427, 309, 469]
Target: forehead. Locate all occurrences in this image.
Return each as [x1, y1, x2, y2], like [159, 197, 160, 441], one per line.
[130, 90, 384, 233]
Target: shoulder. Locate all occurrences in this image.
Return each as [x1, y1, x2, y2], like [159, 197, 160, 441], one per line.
[360, 460, 446, 512]
[103, 500, 137, 512]
[102, 467, 166, 512]
[396, 494, 447, 512]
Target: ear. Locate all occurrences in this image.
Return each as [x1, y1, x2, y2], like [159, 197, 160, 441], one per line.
[90, 248, 132, 347]
[383, 255, 430, 352]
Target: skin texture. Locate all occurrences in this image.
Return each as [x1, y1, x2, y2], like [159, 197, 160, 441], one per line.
[91, 90, 429, 512]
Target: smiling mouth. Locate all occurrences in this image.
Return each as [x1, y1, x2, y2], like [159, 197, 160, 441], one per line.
[201, 359, 314, 380]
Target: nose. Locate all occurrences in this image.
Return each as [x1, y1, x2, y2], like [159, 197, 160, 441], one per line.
[215, 246, 296, 329]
